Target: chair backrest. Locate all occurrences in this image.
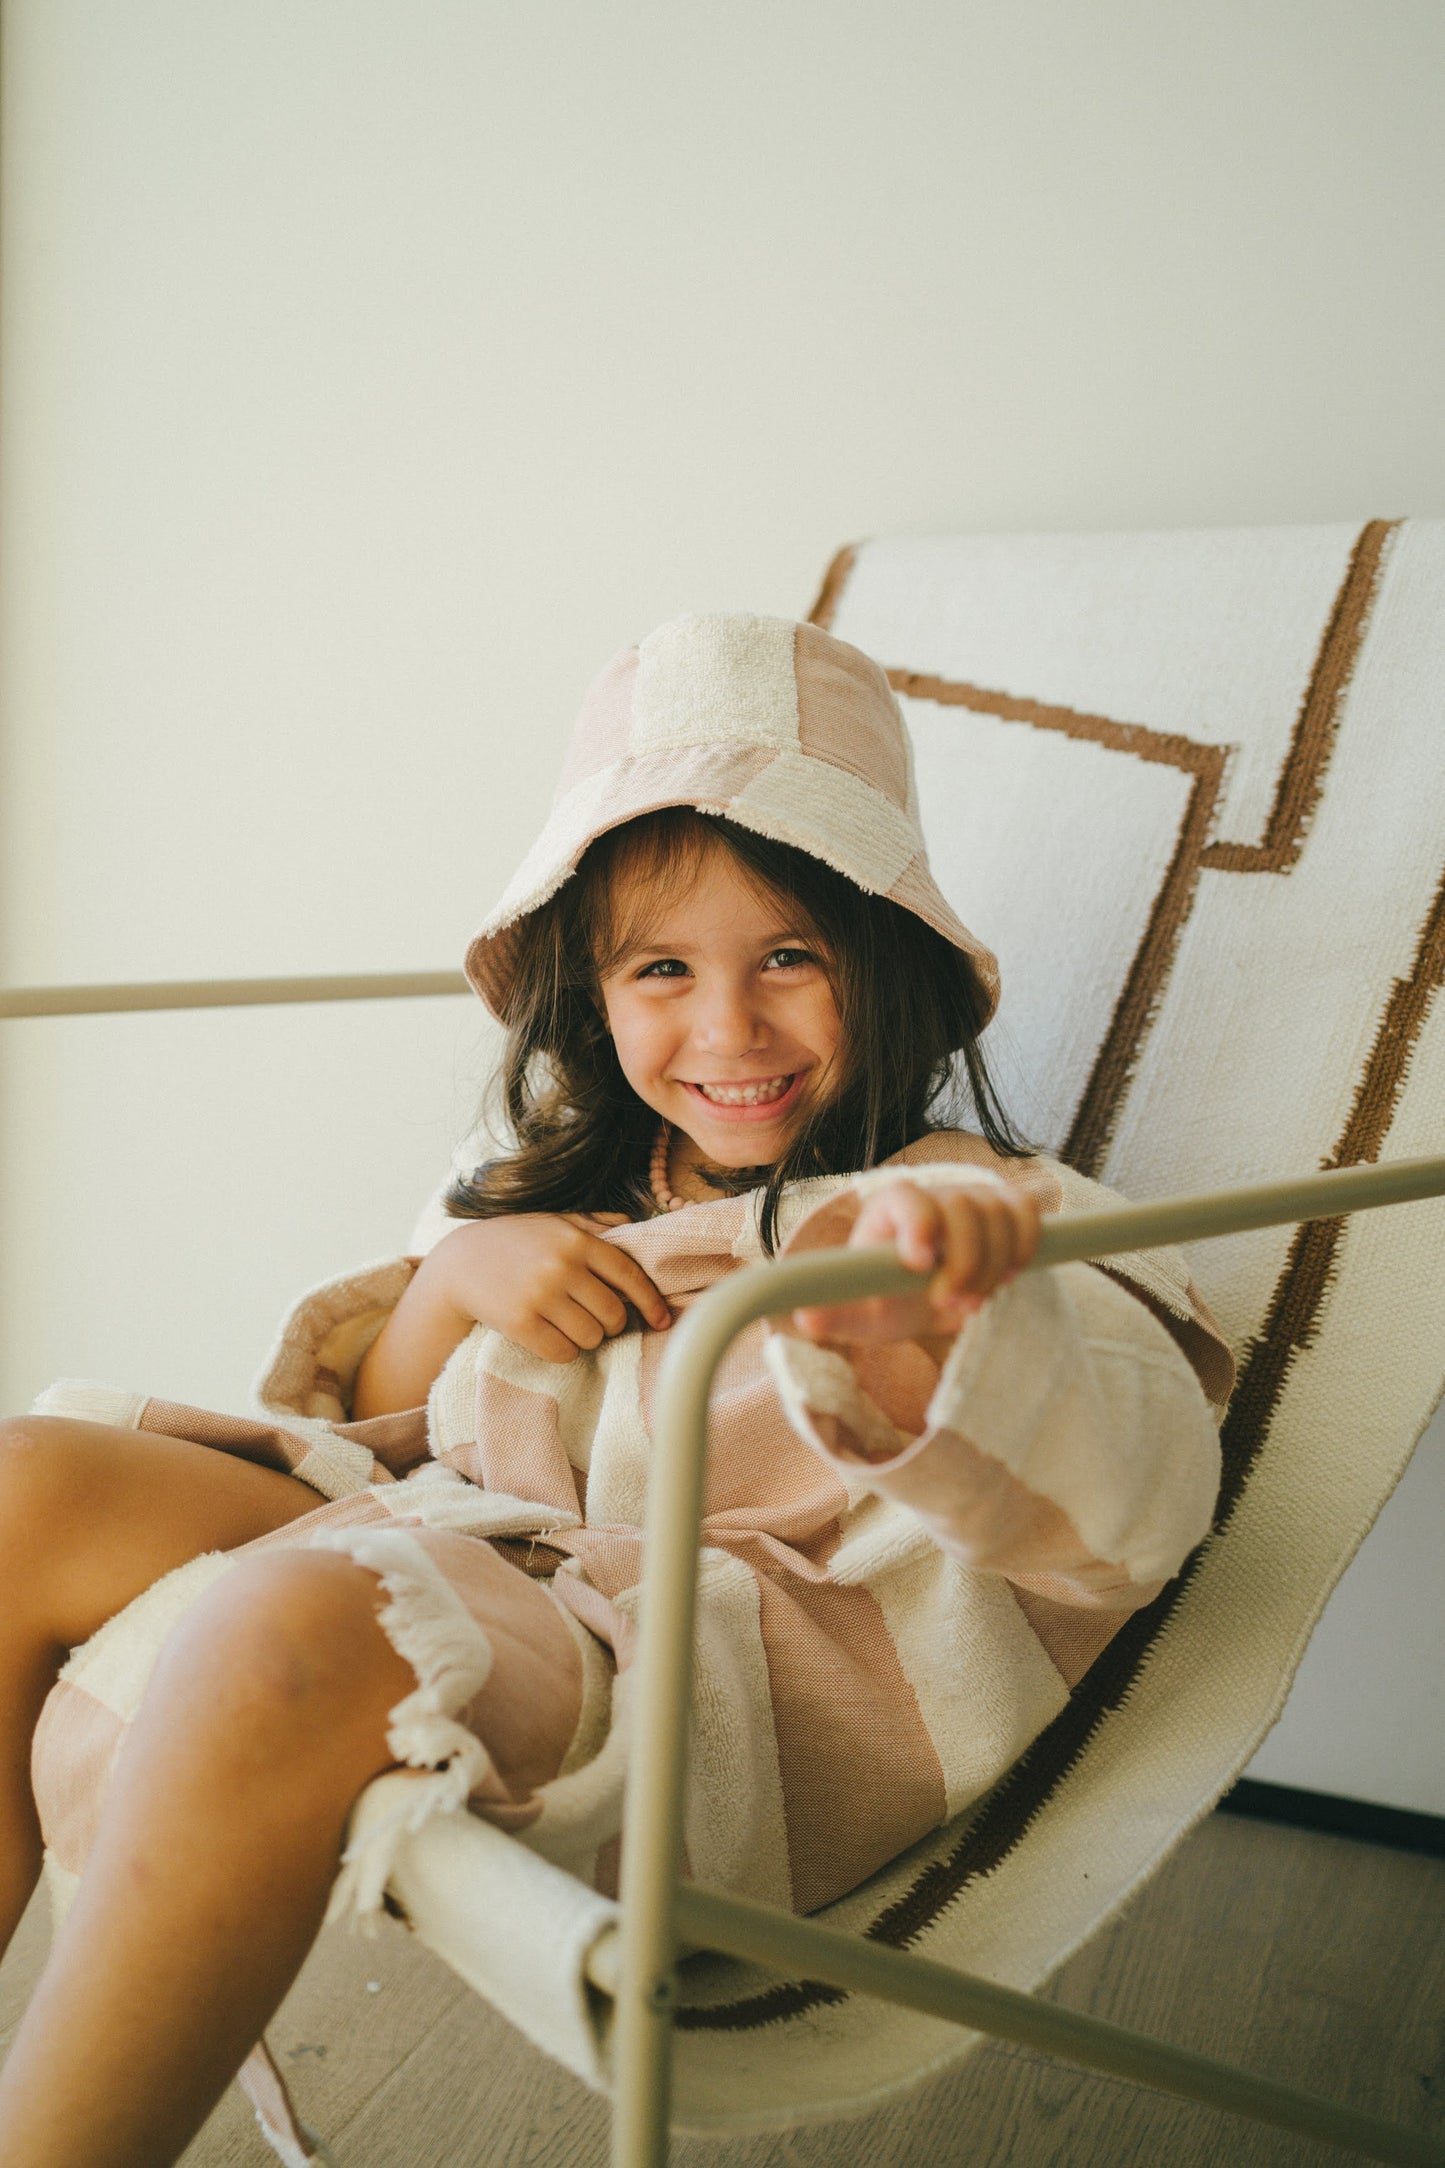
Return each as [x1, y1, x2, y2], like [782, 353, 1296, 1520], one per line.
[651, 519, 1445, 2127]
[816, 519, 1442, 1439]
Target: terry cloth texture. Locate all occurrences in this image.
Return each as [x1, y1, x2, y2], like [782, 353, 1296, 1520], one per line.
[463, 612, 1001, 1025]
[31, 1133, 1229, 1955]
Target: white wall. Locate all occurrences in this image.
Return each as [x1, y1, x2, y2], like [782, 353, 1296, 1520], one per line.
[2, 1, 1442, 1802]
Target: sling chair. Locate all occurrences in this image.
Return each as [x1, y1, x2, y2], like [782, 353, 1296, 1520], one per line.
[8, 518, 1443, 2166]
[250, 515, 1445, 2168]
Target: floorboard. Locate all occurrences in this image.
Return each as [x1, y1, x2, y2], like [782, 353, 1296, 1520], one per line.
[2, 1813, 1441, 2165]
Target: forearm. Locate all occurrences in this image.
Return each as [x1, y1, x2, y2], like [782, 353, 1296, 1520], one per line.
[351, 1254, 472, 1420]
[769, 1264, 1222, 1602]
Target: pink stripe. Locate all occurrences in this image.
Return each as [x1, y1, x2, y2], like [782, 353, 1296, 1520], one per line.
[748, 1554, 946, 1914]
[440, 1370, 583, 1517]
[556, 647, 640, 795]
[793, 622, 912, 812]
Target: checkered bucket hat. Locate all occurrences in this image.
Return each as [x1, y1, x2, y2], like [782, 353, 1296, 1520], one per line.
[464, 613, 1000, 1023]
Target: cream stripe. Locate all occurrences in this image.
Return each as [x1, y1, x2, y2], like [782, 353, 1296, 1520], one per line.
[56, 1551, 236, 1721]
[378, 1463, 580, 1537]
[578, 1332, 648, 1525]
[31, 1381, 149, 1428]
[292, 1428, 379, 1500]
[864, 1538, 1069, 1819]
[632, 614, 799, 754]
[928, 1264, 1221, 1583]
[729, 748, 919, 891]
[678, 1550, 793, 1908]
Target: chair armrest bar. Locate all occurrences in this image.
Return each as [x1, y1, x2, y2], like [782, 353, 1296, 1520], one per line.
[610, 1153, 1445, 2168]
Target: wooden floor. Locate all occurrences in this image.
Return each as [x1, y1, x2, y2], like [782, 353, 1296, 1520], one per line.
[2, 1811, 1442, 2166]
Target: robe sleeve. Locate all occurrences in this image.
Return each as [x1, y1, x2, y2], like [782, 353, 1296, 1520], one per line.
[252, 1256, 417, 1419]
[763, 1161, 1236, 1613]
[249, 1169, 472, 1447]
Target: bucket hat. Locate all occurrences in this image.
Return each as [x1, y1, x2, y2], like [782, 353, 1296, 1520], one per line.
[464, 612, 1000, 1023]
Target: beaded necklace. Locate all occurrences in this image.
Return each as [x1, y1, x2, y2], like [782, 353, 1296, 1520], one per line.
[648, 1122, 687, 1212]
[648, 1122, 771, 1214]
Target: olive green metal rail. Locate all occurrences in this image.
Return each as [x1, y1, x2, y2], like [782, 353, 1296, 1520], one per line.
[608, 1153, 1445, 2168]
[0, 971, 468, 1018]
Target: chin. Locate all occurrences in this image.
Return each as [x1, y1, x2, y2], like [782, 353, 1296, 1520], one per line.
[692, 1111, 807, 1167]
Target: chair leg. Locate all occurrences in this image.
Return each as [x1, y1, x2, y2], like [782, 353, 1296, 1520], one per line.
[239, 2039, 341, 2167]
[610, 1974, 677, 2168]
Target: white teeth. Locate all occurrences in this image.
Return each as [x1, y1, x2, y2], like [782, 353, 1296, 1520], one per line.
[693, 1074, 793, 1107]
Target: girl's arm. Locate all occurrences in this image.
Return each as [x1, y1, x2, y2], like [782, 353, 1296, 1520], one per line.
[766, 1172, 1231, 1610]
[790, 1173, 1041, 1356]
[352, 1213, 672, 1420]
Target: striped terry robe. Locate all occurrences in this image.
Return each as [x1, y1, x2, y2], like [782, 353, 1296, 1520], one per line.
[30, 1130, 1235, 1931]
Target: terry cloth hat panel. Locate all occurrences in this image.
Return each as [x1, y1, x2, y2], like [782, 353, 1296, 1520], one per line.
[464, 613, 1000, 1023]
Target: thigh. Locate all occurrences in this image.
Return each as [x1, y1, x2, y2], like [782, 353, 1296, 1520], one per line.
[0, 1415, 324, 1654]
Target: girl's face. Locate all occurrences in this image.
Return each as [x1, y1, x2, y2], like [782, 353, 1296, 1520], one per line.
[596, 841, 843, 1169]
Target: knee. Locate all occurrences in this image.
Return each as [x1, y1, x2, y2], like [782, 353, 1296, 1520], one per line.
[148, 1549, 411, 1761]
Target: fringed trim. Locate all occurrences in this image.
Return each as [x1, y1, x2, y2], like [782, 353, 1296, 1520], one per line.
[377, 1460, 581, 1539]
[288, 1426, 380, 1502]
[30, 1380, 149, 1429]
[308, 1527, 495, 1927]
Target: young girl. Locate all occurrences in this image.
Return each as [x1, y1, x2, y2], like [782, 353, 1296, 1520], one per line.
[0, 613, 1234, 2167]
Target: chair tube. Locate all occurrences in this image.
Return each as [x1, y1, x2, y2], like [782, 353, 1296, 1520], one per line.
[610, 1153, 1445, 2168]
[672, 1885, 1445, 2168]
[0, 971, 468, 1017]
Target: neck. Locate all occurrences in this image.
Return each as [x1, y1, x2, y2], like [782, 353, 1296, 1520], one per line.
[665, 1126, 773, 1205]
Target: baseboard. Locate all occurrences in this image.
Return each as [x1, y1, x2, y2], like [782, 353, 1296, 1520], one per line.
[1217, 1777, 1445, 1857]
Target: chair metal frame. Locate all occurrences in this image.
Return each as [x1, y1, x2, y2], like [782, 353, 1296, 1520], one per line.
[603, 1155, 1445, 2168]
[5, 974, 1443, 2166]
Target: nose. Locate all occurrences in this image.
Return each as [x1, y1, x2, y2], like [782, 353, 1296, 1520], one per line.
[691, 976, 769, 1059]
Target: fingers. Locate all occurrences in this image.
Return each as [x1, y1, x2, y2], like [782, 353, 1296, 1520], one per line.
[792, 1182, 943, 1342]
[517, 1316, 587, 1364]
[584, 1240, 674, 1334]
[794, 1178, 1041, 1343]
[929, 1184, 1039, 1315]
[530, 1246, 673, 1362]
[545, 1293, 614, 1353]
[849, 1181, 954, 1276]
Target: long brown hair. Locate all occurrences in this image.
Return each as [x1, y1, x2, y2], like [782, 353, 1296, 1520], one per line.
[446, 809, 1036, 1252]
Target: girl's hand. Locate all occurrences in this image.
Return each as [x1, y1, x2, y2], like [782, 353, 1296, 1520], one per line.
[790, 1176, 1042, 1349]
[423, 1212, 673, 1365]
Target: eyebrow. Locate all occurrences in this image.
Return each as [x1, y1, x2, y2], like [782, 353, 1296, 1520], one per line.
[607, 926, 816, 968]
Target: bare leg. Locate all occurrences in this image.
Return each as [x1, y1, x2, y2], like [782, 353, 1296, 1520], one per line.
[0, 1547, 418, 2168]
[0, 1415, 324, 1959]
[0, 1519, 582, 2168]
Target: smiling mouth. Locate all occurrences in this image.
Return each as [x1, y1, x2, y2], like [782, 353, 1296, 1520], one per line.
[683, 1073, 798, 1108]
